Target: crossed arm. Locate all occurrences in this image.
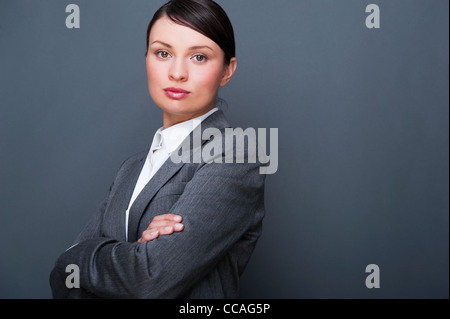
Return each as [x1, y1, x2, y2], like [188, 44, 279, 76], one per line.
[50, 162, 265, 299]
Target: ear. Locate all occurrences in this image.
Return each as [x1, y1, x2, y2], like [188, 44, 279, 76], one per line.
[220, 57, 237, 87]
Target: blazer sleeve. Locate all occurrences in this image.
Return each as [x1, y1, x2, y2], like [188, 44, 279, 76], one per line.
[71, 186, 110, 244]
[50, 160, 265, 298]
[70, 154, 134, 244]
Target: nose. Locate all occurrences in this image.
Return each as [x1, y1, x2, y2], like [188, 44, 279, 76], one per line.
[168, 58, 188, 82]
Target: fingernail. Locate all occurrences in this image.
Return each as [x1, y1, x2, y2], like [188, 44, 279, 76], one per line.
[175, 223, 184, 230]
[174, 215, 182, 222]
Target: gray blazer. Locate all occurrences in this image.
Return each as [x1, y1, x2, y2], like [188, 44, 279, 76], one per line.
[50, 110, 266, 298]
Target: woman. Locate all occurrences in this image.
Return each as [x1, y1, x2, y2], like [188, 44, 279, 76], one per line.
[50, 0, 265, 299]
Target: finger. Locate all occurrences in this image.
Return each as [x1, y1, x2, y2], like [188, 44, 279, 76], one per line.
[174, 223, 184, 232]
[147, 219, 177, 229]
[138, 222, 184, 242]
[159, 225, 174, 235]
[152, 214, 182, 222]
[139, 230, 159, 243]
[158, 223, 184, 235]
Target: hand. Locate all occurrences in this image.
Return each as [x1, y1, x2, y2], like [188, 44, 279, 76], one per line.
[138, 214, 184, 243]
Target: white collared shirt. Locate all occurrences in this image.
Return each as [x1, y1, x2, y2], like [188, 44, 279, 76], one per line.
[125, 107, 218, 240]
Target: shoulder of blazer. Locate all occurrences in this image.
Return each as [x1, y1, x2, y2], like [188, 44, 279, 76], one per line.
[118, 150, 148, 170]
[197, 109, 231, 134]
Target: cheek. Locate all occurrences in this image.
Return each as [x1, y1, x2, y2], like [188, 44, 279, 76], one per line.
[146, 60, 161, 86]
[194, 66, 224, 92]
[146, 60, 167, 105]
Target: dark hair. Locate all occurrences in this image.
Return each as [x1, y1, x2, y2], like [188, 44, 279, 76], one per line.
[145, 0, 235, 65]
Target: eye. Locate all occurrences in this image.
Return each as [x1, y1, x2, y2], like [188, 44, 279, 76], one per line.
[192, 54, 207, 63]
[156, 50, 171, 59]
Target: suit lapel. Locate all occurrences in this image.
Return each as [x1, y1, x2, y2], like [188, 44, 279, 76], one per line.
[126, 110, 230, 242]
[104, 153, 146, 241]
[127, 159, 184, 242]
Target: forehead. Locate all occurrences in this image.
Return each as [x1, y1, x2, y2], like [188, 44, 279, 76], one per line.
[149, 16, 219, 49]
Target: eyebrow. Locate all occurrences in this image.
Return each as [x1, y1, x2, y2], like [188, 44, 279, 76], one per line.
[151, 40, 214, 52]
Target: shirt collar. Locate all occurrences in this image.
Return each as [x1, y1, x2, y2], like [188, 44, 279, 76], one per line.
[150, 107, 218, 155]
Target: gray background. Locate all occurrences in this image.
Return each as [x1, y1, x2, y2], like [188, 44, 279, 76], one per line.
[0, 0, 448, 298]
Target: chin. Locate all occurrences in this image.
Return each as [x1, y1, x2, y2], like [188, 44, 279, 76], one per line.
[160, 100, 212, 116]
[159, 104, 196, 116]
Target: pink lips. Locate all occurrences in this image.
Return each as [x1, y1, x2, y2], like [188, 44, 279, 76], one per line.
[164, 87, 190, 99]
